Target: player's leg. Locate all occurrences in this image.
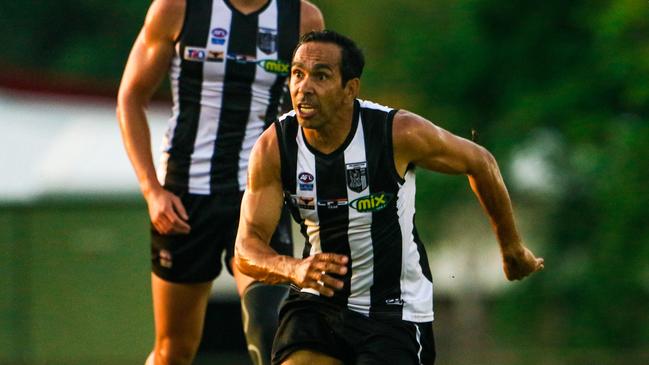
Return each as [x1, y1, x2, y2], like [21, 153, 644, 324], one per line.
[231, 204, 293, 365]
[149, 273, 212, 365]
[281, 350, 344, 365]
[350, 315, 435, 365]
[418, 322, 436, 365]
[234, 268, 288, 365]
[272, 293, 349, 365]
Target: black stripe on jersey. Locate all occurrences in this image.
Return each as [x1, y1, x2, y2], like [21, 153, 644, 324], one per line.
[263, 0, 300, 126]
[413, 215, 433, 282]
[275, 119, 300, 220]
[364, 107, 404, 318]
[210, 10, 259, 193]
[315, 152, 352, 306]
[165, 0, 213, 189]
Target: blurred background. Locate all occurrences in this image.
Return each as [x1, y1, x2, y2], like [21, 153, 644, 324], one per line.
[1, 1, 648, 364]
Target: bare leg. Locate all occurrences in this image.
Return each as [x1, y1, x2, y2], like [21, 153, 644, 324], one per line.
[282, 350, 344, 365]
[148, 273, 212, 365]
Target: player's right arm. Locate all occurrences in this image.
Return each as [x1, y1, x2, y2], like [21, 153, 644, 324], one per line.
[116, 0, 189, 235]
[234, 127, 348, 297]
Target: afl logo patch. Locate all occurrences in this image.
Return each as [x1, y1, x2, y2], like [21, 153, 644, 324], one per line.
[298, 172, 314, 183]
[211, 27, 227, 45]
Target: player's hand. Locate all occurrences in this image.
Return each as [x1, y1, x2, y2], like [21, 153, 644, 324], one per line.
[145, 187, 190, 235]
[502, 245, 544, 281]
[292, 253, 349, 297]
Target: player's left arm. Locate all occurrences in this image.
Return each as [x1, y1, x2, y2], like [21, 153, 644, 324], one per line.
[392, 111, 544, 281]
[300, 0, 325, 35]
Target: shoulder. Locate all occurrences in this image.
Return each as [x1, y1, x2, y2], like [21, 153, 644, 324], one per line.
[299, 0, 325, 34]
[248, 125, 282, 188]
[145, 0, 186, 41]
[392, 110, 445, 157]
[252, 125, 281, 168]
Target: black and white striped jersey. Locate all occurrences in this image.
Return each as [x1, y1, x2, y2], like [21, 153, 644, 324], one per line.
[275, 99, 434, 323]
[159, 0, 301, 194]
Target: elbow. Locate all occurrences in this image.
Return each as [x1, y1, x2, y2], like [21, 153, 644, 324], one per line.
[233, 243, 253, 276]
[469, 146, 501, 180]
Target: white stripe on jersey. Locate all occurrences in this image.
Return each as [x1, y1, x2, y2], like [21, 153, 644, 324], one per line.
[238, 1, 280, 190]
[186, 0, 231, 194]
[398, 170, 434, 322]
[296, 125, 321, 296]
[344, 117, 374, 316]
[358, 98, 392, 113]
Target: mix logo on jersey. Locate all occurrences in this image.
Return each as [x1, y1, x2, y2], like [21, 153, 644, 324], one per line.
[258, 59, 290, 75]
[223, 53, 289, 75]
[349, 192, 394, 213]
[346, 162, 368, 192]
[257, 27, 278, 54]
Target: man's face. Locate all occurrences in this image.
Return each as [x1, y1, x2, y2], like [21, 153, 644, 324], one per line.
[289, 42, 350, 130]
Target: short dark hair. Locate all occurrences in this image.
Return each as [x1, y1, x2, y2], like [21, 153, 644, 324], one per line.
[292, 30, 365, 86]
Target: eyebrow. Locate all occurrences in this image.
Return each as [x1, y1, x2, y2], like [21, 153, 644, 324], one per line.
[291, 62, 335, 72]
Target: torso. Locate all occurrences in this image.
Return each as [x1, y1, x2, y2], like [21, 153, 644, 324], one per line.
[160, 0, 301, 195]
[276, 99, 435, 322]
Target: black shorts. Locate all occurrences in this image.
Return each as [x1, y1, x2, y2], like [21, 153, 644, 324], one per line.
[272, 291, 435, 365]
[151, 190, 293, 283]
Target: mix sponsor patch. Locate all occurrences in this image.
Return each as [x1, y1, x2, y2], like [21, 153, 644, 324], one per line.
[258, 59, 290, 75]
[346, 161, 368, 193]
[220, 53, 290, 75]
[349, 192, 393, 213]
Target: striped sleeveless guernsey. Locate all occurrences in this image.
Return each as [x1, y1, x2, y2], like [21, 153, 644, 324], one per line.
[276, 99, 434, 322]
[159, 0, 300, 194]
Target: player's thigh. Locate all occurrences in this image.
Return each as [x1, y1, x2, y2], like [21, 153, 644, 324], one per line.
[281, 349, 343, 365]
[151, 273, 213, 341]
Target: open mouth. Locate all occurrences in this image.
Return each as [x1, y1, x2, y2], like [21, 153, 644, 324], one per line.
[297, 103, 317, 118]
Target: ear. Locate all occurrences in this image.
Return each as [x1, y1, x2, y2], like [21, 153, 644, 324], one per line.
[343, 78, 360, 102]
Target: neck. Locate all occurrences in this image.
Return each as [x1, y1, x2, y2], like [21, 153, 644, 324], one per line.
[303, 102, 355, 155]
[229, 0, 269, 14]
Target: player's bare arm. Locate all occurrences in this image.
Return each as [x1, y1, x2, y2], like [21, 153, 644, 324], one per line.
[392, 111, 544, 280]
[300, 0, 325, 34]
[234, 127, 348, 296]
[116, 0, 189, 235]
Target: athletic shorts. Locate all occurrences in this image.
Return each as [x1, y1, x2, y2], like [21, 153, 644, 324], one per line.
[272, 291, 436, 365]
[151, 189, 293, 283]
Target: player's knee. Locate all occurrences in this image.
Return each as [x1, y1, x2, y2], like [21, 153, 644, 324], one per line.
[155, 335, 200, 365]
[241, 282, 288, 365]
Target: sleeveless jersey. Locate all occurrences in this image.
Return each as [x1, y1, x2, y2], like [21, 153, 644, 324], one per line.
[159, 0, 301, 194]
[275, 99, 434, 323]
